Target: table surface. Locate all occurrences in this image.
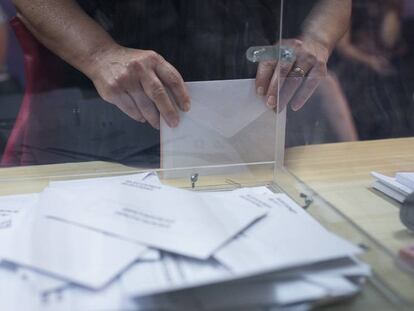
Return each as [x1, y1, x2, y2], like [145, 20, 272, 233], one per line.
[1, 137, 414, 310]
[285, 137, 414, 255]
[285, 137, 414, 310]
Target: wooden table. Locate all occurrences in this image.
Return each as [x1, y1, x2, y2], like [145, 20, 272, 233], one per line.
[285, 137, 414, 255]
[285, 137, 414, 309]
[1, 137, 414, 310]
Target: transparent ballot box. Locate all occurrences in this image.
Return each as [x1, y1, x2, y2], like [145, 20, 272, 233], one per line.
[1, 0, 414, 310]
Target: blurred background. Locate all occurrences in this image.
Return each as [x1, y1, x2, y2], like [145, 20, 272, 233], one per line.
[287, 0, 414, 146]
[0, 0, 22, 158]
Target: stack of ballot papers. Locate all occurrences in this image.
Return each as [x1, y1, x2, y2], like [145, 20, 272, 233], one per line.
[0, 172, 371, 310]
[371, 171, 414, 203]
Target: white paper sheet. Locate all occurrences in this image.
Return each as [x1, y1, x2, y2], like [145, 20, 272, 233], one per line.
[190, 262, 362, 308]
[303, 274, 359, 297]
[0, 265, 41, 311]
[396, 172, 414, 191]
[214, 192, 361, 273]
[119, 189, 366, 300]
[42, 179, 267, 259]
[128, 263, 364, 310]
[39, 279, 137, 311]
[161, 79, 278, 176]
[48, 172, 159, 189]
[121, 254, 230, 297]
[139, 249, 161, 261]
[0, 178, 367, 309]
[0, 192, 148, 289]
[17, 268, 68, 294]
[372, 180, 407, 203]
[0, 193, 39, 230]
[371, 172, 412, 196]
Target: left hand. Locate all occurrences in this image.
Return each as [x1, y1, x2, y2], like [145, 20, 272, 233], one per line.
[255, 38, 330, 112]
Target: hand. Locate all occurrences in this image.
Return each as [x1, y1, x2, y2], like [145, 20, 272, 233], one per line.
[255, 38, 329, 112]
[87, 45, 190, 129]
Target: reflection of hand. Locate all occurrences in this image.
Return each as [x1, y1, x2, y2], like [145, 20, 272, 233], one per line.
[88, 46, 190, 129]
[255, 38, 329, 112]
[366, 56, 396, 76]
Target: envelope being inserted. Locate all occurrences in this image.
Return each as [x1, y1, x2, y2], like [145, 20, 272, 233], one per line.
[161, 79, 281, 176]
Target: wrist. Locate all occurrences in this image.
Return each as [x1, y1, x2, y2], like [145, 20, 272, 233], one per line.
[299, 34, 331, 61]
[82, 41, 123, 80]
[301, 31, 331, 48]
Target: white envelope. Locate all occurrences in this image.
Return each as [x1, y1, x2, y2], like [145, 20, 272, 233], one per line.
[0, 191, 148, 289]
[48, 172, 160, 189]
[39, 279, 137, 311]
[0, 265, 41, 311]
[214, 192, 362, 273]
[161, 79, 280, 176]
[120, 254, 230, 297]
[17, 268, 68, 294]
[0, 193, 39, 230]
[42, 180, 267, 259]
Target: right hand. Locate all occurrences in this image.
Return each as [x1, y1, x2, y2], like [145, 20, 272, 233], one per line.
[87, 45, 190, 129]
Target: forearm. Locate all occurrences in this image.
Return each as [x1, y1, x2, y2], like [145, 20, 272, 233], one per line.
[13, 0, 119, 78]
[301, 0, 352, 53]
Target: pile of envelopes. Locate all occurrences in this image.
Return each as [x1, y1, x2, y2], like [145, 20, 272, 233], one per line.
[372, 171, 414, 203]
[0, 172, 371, 310]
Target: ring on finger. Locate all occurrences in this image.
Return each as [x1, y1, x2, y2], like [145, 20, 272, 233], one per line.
[288, 66, 307, 77]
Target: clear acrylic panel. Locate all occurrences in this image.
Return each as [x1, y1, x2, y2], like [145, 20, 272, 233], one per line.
[275, 0, 414, 309]
[1, 0, 414, 310]
[0, 0, 285, 181]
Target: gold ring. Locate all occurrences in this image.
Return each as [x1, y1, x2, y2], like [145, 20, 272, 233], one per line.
[289, 66, 306, 77]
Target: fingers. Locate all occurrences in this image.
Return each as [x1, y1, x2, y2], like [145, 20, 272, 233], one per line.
[128, 89, 161, 129]
[156, 61, 191, 112]
[119, 68, 161, 129]
[140, 71, 180, 128]
[255, 38, 330, 112]
[265, 60, 294, 109]
[99, 76, 145, 123]
[289, 66, 325, 111]
[277, 52, 317, 112]
[114, 92, 146, 123]
[94, 49, 189, 129]
[256, 61, 277, 96]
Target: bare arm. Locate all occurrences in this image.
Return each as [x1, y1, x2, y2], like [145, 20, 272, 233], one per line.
[13, 0, 190, 129]
[301, 0, 352, 54]
[14, 0, 116, 80]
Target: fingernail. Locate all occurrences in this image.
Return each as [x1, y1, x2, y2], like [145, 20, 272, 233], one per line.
[183, 101, 191, 112]
[169, 117, 179, 128]
[292, 104, 301, 111]
[257, 87, 265, 96]
[266, 96, 276, 109]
